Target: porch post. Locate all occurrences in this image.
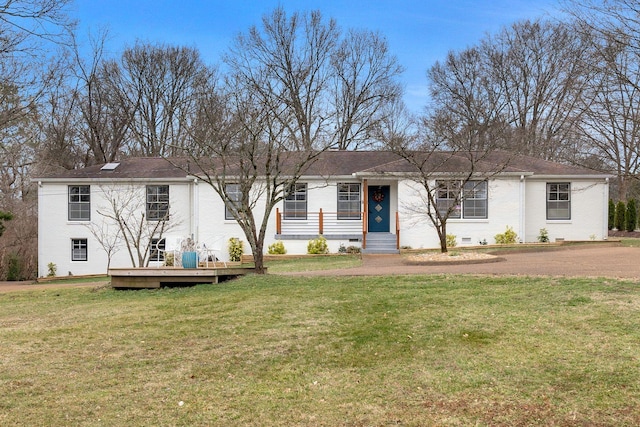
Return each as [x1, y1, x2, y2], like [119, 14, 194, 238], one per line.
[319, 208, 324, 235]
[276, 208, 281, 234]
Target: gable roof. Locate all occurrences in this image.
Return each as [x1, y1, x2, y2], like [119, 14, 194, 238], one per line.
[35, 150, 609, 181]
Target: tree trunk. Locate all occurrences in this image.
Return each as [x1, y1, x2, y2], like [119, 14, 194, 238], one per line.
[252, 244, 267, 274]
[438, 222, 448, 253]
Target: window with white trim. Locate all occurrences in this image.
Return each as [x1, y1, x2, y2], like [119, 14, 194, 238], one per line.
[436, 180, 488, 219]
[68, 185, 90, 221]
[436, 180, 461, 218]
[146, 185, 169, 221]
[547, 182, 571, 220]
[462, 180, 488, 219]
[149, 238, 166, 262]
[337, 183, 361, 219]
[284, 183, 307, 219]
[225, 183, 241, 220]
[71, 238, 87, 261]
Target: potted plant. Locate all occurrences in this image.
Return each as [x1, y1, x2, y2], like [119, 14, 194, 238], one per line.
[181, 237, 198, 268]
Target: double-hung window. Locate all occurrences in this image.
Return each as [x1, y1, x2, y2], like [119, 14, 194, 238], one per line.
[337, 183, 361, 219]
[547, 182, 571, 220]
[436, 181, 462, 218]
[284, 183, 307, 219]
[462, 181, 488, 219]
[146, 185, 169, 221]
[225, 183, 242, 220]
[71, 238, 88, 261]
[436, 180, 488, 219]
[68, 185, 90, 221]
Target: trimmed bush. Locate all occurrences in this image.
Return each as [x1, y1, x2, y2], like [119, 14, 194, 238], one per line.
[268, 241, 287, 255]
[537, 228, 549, 243]
[608, 199, 615, 230]
[615, 201, 626, 231]
[228, 237, 244, 262]
[626, 199, 637, 232]
[495, 226, 518, 244]
[307, 236, 329, 254]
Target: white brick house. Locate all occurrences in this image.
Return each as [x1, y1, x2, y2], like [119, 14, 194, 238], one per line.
[35, 151, 611, 277]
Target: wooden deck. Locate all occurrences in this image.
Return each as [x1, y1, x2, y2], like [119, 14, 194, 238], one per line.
[108, 266, 257, 289]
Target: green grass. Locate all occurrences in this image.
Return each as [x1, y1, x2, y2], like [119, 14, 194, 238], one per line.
[1, 274, 640, 426]
[265, 254, 361, 273]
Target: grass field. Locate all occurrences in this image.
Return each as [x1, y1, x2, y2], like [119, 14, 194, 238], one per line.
[1, 272, 640, 426]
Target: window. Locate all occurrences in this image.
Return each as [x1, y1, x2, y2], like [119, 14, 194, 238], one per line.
[149, 238, 166, 262]
[147, 185, 169, 221]
[71, 238, 87, 261]
[68, 185, 90, 221]
[547, 182, 571, 220]
[436, 180, 461, 218]
[284, 183, 307, 219]
[337, 183, 361, 219]
[225, 183, 242, 220]
[462, 181, 488, 219]
[436, 180, 488, 219]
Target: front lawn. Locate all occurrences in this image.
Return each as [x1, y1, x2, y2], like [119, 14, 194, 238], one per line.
[1, 274, 639, 426]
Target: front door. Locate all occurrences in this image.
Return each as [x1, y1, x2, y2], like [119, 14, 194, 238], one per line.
[368, 185, 390, 232]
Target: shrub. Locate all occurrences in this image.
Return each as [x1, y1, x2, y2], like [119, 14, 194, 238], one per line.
[537, 228, 549, 243]
[345, 245, 361, 254]
[228, 237, 244, 262]
[495, 226, 518, 244]
[7, 252, 22, 281]
[47, 262, 57, 277]
[446, 234, 457, 248]
[626, 199, 637, 232]
[268, 241, 287, 255]
[307, 236, 328, 254]
[615, 200, 626, 231]
[608, 199, 615, 230]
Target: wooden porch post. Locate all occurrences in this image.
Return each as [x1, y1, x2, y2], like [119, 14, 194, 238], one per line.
[396, 211, 400, 249]
[276, 208, 281, 234]
[319, 208, 324, 235]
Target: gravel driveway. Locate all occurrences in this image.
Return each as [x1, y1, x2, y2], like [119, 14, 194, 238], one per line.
[286, 244, 640, 279]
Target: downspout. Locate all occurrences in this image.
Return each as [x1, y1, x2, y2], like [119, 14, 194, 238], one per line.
[192, 178, 199, 242]
[363, 178, 368, 249]
[519, 175, 526, 243]
[603, 177, 609, 240]
[37, 181, 43, 277]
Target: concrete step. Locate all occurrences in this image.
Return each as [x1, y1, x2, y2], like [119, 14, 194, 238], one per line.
[362, 233, 399, 254]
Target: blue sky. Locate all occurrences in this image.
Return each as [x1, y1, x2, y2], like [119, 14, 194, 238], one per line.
[72, 0, 561, 112]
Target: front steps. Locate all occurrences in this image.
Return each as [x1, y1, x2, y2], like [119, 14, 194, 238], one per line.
[362, 232, 400, 254]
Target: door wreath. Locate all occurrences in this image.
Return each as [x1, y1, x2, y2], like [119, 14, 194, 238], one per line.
[372, 189, 385, 203]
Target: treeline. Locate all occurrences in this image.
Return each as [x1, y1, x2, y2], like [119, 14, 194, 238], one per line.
[2, 1, 640, 278]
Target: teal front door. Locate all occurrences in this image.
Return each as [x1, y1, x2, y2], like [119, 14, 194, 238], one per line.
[368, 185, 390, 232]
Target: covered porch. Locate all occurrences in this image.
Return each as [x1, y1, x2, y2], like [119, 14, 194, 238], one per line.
[274, 179, 401, 253]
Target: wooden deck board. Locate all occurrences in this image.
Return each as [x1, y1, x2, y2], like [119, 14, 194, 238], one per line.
[109, 267, 257, 289]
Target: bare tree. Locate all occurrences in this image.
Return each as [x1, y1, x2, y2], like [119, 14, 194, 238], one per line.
[427, 20, 591, 162]
[330, 29, 404, 150]
[564, 0, 640, 199]
[181, 8, 404, 273]
[85, 218, 122, 272]
[388, 110, 513, 253]
[96, 185, 178, 268]
[109, 42, 213, 157]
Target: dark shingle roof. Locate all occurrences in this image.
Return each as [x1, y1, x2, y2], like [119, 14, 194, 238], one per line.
[36, 151, 608, 180]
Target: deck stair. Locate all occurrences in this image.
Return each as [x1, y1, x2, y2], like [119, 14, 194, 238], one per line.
[362, 232, 399, 254]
